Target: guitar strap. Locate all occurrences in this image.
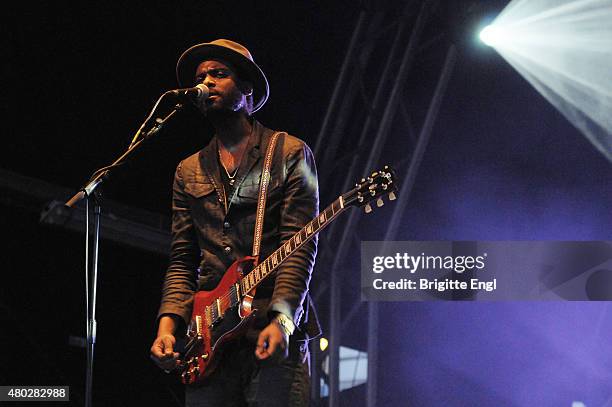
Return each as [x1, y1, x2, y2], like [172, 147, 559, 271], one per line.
[252, 131, 284, 258]
[250, 131, 322, 341]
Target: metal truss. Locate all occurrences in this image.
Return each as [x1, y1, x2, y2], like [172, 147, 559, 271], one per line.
[310, 0, 458, 405]
[0, 168, 170, 255]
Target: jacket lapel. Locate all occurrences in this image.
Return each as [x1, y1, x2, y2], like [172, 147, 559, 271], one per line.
[199, 137, 227, 212]
[199, 121, 268, 214]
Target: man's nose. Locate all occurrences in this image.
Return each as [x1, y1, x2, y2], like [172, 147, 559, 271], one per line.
[203, 75, 215, 88]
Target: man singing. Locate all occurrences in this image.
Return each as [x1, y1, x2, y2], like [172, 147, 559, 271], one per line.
[150, 39, 319, 407]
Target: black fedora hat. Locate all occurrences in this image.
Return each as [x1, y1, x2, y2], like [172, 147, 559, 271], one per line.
[176, 39, 269, 113]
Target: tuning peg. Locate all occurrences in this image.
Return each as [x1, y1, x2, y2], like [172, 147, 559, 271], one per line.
[376, 197, 384, 207]
[364, 203, 372, 213]
[389, 191, 396, 201]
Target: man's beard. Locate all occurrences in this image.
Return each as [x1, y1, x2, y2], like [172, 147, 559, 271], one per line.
[199, 97, 247, 119]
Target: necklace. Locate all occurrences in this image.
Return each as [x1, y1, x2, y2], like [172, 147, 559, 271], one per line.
[218, 149, 239, 186]
[217, 125, 253, 187]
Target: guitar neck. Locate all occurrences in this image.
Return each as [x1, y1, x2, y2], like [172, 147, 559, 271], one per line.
[240, 195, 347, 294]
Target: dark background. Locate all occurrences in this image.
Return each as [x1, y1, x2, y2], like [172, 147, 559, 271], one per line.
[2, 1, 611, 406]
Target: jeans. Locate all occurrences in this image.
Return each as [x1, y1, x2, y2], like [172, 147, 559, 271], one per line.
[185, 337, 310, 407]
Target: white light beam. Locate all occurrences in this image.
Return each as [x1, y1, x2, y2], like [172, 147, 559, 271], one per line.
[483, 0, 612, 162]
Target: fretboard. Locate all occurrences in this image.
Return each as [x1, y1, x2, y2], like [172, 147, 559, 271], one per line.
[239, 195, 346, 295]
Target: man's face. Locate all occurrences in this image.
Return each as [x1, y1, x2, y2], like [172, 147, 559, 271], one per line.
[194, 59, 251, 115]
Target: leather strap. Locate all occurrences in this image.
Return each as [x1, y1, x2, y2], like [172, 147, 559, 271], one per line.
[252, 131, 284, 257]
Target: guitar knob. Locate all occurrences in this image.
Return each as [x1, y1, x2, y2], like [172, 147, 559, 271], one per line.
[376, 198, 384, 207]
[364, 203, 372, 214]
[389, 191, 397, 201]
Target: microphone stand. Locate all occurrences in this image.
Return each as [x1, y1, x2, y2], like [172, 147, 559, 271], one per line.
[64, 94, 184, 407]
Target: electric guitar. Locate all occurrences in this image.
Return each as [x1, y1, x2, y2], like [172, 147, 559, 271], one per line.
[178, 166, 397, 385]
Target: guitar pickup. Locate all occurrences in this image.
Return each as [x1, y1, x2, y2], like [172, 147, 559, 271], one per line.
[209, 298, 223, 326]
[216, 298, 222, 319]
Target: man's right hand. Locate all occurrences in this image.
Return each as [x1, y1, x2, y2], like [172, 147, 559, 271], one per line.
[150, 333, 180, 372]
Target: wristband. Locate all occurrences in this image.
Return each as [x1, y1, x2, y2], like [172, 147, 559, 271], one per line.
[274, 313, 295, 336]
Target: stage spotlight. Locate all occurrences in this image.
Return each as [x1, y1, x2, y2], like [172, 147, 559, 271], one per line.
[320, 337, 329, 352]
[480, 0, 612, 162]
[479, 25, 502, 47]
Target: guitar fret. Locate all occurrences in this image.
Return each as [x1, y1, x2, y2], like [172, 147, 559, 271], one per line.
[309, 220, 316, 234]
[266, 258, 273, 274]
[325, 206, 333, 219]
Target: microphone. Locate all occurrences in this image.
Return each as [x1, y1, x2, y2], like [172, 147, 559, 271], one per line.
[166, 83, 209, 103]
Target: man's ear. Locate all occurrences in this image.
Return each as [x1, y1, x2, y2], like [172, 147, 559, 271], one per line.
[240, 81, 254, 97]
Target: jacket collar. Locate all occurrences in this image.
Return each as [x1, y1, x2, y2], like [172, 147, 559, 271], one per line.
[198, 119, 267, 213]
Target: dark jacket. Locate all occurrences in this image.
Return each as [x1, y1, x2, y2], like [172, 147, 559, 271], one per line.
[157, 120, 320, 339]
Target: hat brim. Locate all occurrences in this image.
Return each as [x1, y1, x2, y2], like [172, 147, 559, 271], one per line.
[176, 43, 269, 113]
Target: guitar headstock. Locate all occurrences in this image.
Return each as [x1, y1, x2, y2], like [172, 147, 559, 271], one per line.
[342, 166, 398, 213]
